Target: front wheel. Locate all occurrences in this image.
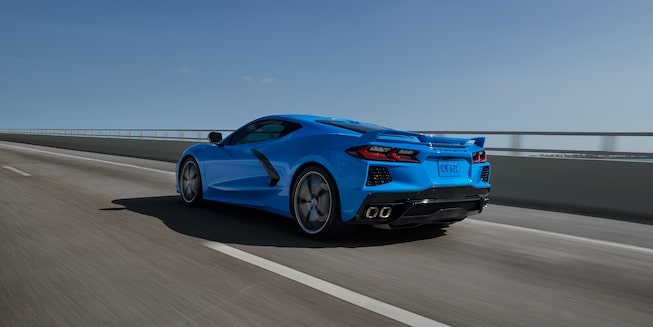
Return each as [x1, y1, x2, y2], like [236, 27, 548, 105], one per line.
[179, 158, 203, 206]
[291, 166, 344, 239]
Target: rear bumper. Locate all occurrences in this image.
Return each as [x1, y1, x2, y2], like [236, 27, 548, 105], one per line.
[348, 186, 490, 228]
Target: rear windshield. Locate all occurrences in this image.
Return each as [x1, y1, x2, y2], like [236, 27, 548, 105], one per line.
[316, 120, 387, 134]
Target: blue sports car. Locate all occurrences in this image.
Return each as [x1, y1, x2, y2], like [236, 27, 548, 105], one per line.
[176, 115, 490, 239]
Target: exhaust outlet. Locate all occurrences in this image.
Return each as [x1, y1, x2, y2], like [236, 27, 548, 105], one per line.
[364, 206, 392, 219]
[365, 207, 380, 219]
[379, 207, 392, 218]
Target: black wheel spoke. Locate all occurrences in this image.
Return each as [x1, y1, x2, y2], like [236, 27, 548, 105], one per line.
[307, 175, 315, 195]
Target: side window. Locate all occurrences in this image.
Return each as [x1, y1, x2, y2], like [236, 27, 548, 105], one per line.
[228, 120, 302, 145]
[237, 123, 285, 144]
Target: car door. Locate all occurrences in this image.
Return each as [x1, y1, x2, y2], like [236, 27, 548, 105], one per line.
[202, 120, 289, 206]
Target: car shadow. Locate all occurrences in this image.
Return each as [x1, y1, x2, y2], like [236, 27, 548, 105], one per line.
[104, 196, 447, 248]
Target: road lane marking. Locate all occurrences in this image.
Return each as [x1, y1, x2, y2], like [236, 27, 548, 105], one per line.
[2, 140, 448, 326]
[203, 241, 449, 327]
[0, 143, 175, 175]
[2, 165, 31, 176]
[468, 219, 653, 254]
[3, 141, 650, 255]
[4, 142, 651, 306]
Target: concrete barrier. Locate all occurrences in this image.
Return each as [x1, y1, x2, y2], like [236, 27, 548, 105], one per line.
[1, 134, 650, 220]
[489, 155, 651, 220]
[0, 134, 198, 162]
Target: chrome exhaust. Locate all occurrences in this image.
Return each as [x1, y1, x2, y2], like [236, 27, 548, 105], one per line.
[365, 206, 392, 219]
[379, 207, 392, 218]
[365, 207, 380, 219]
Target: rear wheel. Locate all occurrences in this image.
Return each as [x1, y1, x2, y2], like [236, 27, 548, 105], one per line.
[179, 158, 203, 206]
[291, 166, 343, 239]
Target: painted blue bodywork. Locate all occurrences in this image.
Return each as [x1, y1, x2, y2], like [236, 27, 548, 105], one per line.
[176, 115, 491, 222]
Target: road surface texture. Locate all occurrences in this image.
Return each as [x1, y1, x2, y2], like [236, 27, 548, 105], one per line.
[1, 141, 652, 326]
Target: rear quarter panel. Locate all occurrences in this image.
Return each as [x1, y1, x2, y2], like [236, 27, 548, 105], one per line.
[252, 132, 369, 219]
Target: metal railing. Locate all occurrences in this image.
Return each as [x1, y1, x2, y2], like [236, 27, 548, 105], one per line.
[418, 131, 653, 159]
[0, 129, 226, 142]
[1, 128, 652, 159]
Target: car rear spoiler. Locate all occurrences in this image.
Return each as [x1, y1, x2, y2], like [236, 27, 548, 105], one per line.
[360, 129, 485, 148]
[359, 129, 428, 143]
[470, 136, 485, 147]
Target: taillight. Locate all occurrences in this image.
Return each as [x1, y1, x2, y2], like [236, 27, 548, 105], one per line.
[347, 145, 419, 163]
[473, 150, 487, 163]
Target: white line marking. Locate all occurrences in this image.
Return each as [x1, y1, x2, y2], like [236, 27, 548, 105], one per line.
[467, 219, 653, 254]
[2, 165, 31, 176]
[1, 141, 446, 325]
[3, 141, 651, 308]
[0, 143, 175, 175]
[203, 241, 449, 327]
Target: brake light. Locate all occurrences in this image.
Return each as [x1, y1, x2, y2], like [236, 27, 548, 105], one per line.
[473, 150, 487, 163]
[347, 145, 419, 163]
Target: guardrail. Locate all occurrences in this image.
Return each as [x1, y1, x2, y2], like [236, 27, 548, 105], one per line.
[2, 128, 652, 159]
[420, 131, 653, 159]
[0, 129, 223, 142]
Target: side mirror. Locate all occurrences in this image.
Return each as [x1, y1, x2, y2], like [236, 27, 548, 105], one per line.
[208, 131, 223, 144]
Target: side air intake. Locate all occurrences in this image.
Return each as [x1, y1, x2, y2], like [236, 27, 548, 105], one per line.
[481, 166, 490, 182]
[366, 166, 392, 186]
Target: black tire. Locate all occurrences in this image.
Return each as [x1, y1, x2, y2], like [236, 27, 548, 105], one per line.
[291, 166, 344, 239]
[179, 158, 203, 206]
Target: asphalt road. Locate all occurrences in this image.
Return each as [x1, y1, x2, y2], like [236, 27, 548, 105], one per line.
[1, 141, 652, 326]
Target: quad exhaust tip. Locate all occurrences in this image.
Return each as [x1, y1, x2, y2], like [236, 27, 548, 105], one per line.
[365, 206, 392, 219]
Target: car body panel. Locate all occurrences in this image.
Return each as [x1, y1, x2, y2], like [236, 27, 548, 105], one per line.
[176, 114, 491, 226]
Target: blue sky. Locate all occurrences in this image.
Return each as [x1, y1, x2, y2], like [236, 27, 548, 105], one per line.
[1, 0, 652, 131]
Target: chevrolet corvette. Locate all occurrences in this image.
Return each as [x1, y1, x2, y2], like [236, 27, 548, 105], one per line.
[176, 115, 490, 239]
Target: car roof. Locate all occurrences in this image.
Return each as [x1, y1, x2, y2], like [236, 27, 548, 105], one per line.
[256, 114, 342, 123]
[257, 114, 376, 126]
[255, 114, 393, 133]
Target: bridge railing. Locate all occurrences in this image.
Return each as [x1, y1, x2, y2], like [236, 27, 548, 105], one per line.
[418, 131, 653, 159]
[1, 129, 652, 159]
[1, 128, 651, 218]
[0, 129, 226, 142]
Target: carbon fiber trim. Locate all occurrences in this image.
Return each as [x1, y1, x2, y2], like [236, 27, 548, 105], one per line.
[251, 149, 280, 187]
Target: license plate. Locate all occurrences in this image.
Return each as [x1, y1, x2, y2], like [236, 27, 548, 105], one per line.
[438, 161, 462, 177]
